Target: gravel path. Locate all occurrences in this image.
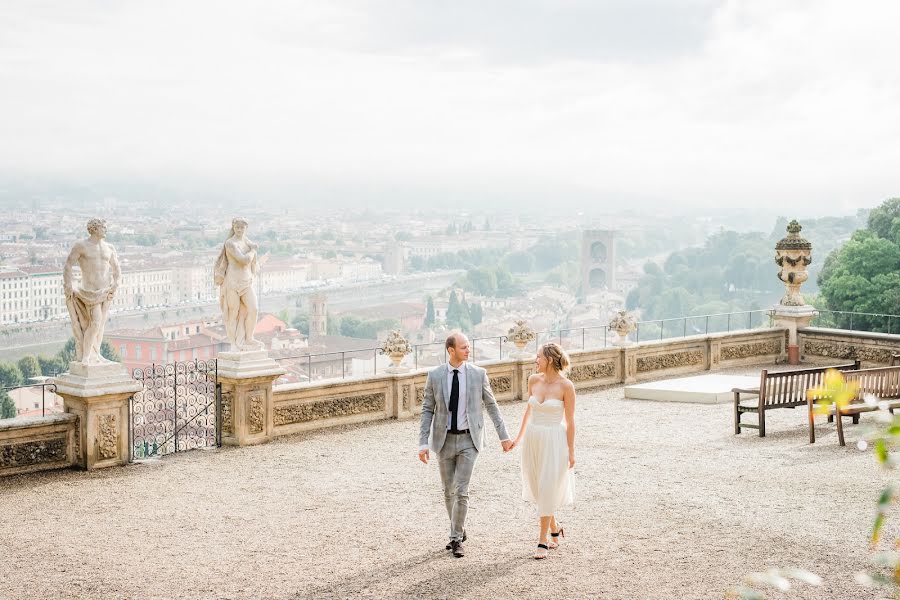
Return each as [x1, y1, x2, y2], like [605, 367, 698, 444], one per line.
[0, 366, 893, 600]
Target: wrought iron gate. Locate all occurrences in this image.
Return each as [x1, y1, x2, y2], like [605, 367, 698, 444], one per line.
[129, 359, 221, 460]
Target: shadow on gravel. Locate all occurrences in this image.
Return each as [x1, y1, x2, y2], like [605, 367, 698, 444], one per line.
[293, 552, 522, 599]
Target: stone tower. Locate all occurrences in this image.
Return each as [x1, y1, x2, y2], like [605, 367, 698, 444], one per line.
[580, 230, 616, 299]
[310, 293, 327, 338]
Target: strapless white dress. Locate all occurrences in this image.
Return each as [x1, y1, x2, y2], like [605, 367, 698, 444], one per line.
[521, 397, 574, 516]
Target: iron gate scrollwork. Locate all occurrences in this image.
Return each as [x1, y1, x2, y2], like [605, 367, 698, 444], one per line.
[129, 359, 221, 460]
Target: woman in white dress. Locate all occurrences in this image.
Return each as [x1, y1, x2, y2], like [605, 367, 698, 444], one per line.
[510, 343, 576, 559]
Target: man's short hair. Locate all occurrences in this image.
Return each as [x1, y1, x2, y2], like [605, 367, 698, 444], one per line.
[86, 218, 106, 236]
[445, 333, 457, 351]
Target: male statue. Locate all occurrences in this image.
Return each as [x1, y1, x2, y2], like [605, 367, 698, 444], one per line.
[63, 218, 120, 366]
[214, 217, 264, 351]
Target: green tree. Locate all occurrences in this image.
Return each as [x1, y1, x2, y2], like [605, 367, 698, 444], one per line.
[38, 355, 66, 376]
[17, 356, 40, 381]
[446, 291, 462, 329]
[0, 391, 15, 418]
[339, 316, 399, 339]
[503, 251, 535, 273]
[0, 363, 24, 388]
[57, 338, 121, 365]
[470, 303, 483, 325]
[327, 313, 341, 335]
[425, 296, 435, 327]
[291, 314, 310, 335]
[819, 229, 900, 331]
[867, 198, 900, 243]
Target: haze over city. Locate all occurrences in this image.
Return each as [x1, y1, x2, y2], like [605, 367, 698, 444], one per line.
[2, 0, 900, 213]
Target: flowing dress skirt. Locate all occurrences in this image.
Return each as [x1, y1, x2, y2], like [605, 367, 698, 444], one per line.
[521, 418, 574, 516]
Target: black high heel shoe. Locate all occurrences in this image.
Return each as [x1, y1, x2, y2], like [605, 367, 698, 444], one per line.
[549, 524, 565, 549]
[534, 543, 549, 559]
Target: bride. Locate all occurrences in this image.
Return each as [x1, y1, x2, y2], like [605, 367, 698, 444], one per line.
[510, 342, 576, 559]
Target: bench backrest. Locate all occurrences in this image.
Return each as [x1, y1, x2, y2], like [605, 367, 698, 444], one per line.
[840, 366, 900, 401]
[760, 361, 860, 407]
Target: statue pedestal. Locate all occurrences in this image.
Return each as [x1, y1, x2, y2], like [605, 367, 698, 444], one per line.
[53, 362, 142, 470]
[217, 351, 285, 447]
[772, 305, 818, 365]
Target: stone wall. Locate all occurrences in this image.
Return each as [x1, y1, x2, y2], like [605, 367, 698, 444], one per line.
[799, 328, 900, 367]
[0, 414, 77, 477]
[269, 328, 789, 436]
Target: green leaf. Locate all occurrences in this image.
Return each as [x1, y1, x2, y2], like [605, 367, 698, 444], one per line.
[875, 439, 889, 463]
[871, 513, 885, 546]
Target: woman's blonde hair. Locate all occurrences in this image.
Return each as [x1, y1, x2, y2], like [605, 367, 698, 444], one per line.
[539, 342, 570, 375]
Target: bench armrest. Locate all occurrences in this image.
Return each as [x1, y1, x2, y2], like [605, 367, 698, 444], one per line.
[732, 387, 759, 394]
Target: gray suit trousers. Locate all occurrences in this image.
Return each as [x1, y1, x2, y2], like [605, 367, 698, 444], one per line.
[438, 431, 477, 543]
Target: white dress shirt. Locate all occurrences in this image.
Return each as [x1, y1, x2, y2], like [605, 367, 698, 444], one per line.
[446, 362, 468, 430]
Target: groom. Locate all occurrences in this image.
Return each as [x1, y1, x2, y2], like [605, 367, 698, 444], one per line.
[418, 333, 512, 558]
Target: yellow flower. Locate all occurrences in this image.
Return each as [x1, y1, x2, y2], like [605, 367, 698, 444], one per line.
[807, 369, 859, 415]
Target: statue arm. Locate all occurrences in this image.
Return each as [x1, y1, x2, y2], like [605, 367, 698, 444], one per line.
[225, 240, 255, 266]
[109, 246, 120, 295]
[63, 243, 82, 297]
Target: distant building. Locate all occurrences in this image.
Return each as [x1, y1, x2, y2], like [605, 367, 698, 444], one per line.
[107, 319, 229, 372]
[383, 241, 405, 275]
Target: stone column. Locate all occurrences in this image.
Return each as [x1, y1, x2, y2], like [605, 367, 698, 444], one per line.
[774, 220, 816, 364]
[622, 346, 638, 384]
[512, 357, 534, 401]
[773, 306, 817, 364]
[53, 362, 142, 470]
[217, 350, 286, 447]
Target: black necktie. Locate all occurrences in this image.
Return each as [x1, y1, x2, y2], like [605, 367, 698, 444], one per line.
[450, 369, 460, 431]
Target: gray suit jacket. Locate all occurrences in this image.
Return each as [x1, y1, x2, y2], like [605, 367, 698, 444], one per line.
[418, 362, 509, 453]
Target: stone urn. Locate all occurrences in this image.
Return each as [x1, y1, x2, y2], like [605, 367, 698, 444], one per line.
[775, 219, 813, 306]
[608, 310, 637, 346]
[381, 330, 412, 374]
[507, 320, 536, 359]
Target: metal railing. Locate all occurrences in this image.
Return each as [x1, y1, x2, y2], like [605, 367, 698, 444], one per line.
[0, 382, 61, 419]
[810, 310, 898, 334]
[632, 310, 774, 344]
[270, 310, 783, 383]
[267, 309, 898, 384]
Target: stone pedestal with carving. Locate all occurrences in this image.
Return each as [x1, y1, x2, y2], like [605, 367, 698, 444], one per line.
[217, 351, 286, 447]
[772, 305, 817, 365]
[53, 362, 142, 470]
[508, 320, 536, 360]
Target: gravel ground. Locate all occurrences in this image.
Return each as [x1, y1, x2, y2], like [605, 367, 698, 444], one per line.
[0, 364, 894, 600]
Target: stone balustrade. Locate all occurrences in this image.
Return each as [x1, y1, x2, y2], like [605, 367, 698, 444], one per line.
[2, 326, 896, 477]
[268, 327, 790, 428]
[0, 413, 78, 477]
[799, 327, 900, 366]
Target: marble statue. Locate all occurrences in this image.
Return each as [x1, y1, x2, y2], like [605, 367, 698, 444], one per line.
[214, 217, 264, 351]
[63, 218, 120, 365]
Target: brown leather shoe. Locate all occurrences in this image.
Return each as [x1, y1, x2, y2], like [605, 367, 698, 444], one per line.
[451, 540, 465, 558]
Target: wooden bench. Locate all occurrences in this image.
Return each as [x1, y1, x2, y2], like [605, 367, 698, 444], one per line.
[734, 361, 860, 437]
[808, 365, 900, 446]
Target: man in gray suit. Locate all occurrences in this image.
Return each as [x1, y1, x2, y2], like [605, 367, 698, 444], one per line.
[418, 333, 512, 558]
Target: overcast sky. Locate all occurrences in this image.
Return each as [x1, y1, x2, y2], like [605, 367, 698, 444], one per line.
[2, 0, 899, 214]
